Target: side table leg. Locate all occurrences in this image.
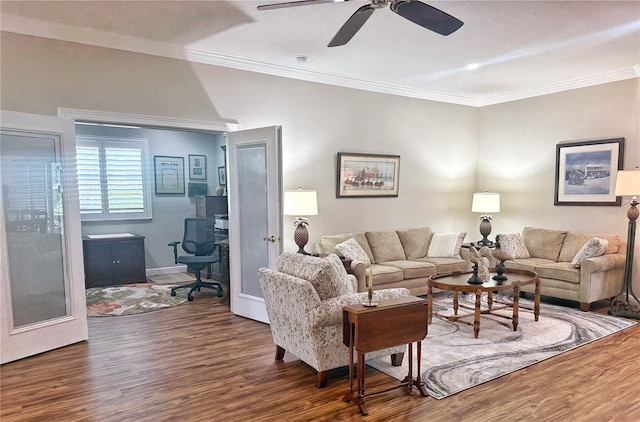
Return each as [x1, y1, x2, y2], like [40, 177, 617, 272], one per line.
[413, 341, 428, 397]
[403, 341, 414, 387]
[474, 290, 481, 338]
[356, 351, 368, 416]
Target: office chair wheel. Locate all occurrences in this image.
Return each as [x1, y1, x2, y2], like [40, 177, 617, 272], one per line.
[171, 291, 176, 296]
[187, 293, 194, 301]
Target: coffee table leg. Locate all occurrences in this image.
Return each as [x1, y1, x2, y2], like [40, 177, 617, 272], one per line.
[428, 284, 433, 324]
[474, 290, 481, 338]
[512, 285, 520, 331]
[453, 291, 459, 316]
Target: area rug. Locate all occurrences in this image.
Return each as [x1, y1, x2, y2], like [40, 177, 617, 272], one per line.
[368, 293, 636, 399]
[86, 283, 188, 316]
[146, 272, 195, 285]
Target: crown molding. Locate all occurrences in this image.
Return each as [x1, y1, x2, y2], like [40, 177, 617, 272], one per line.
[3, 14, 639, 108]
[58, 108, 239, 132]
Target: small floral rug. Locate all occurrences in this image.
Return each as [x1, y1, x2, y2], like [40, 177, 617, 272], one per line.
[86, 283, 188, 316]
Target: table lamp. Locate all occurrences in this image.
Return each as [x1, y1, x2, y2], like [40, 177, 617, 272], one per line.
[283, 187, 318, 255]
[609, 167, 640, 319]
[471, 192, 500, 246]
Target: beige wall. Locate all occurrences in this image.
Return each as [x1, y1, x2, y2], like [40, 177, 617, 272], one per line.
[2, 32, 639, 291]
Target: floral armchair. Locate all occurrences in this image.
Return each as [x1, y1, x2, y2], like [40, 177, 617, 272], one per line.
[258, 252, 411, 388]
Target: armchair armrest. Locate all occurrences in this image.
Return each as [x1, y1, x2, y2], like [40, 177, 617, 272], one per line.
[581, 253, 626, 274]
[309, 287, 411, 328]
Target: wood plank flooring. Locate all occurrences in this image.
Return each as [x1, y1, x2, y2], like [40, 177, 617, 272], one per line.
[1, 292, 639, 422]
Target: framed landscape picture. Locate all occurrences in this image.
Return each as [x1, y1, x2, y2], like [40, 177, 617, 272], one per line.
[154, 155, 185, 194]
[336, 152, 400, 198]
[554, 138, 624, 206]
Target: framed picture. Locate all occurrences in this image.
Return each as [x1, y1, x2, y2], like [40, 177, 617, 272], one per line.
[188, 154, 207, 180]
[218, 166, 227, 186]
[336, 152, 400, 198]
[554, 138, 624, 206]
[154, 155, 185, 194]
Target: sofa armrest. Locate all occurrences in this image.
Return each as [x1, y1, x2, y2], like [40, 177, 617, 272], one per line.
[581, 253, 626, 274]
[350, 260, 367, 292]
[309, 287, 410, 328]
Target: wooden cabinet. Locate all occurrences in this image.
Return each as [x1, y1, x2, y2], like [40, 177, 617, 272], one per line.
[82, 234, 146, 288]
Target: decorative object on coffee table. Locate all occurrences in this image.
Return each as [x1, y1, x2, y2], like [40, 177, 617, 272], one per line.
[465, 245, 492, 284]
[283, 187, 318, 255]
[609, 167, 640, 319]
[471, 192, 500, 246]
[491, 235, 509, 281]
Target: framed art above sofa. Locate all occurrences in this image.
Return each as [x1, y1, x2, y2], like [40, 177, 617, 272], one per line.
[554, 138, 624, 206]
[336, 152, 400, 198]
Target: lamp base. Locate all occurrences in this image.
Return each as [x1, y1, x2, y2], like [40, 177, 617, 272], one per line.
[478, 217, 493, 247]
[294, 224, 310, 255]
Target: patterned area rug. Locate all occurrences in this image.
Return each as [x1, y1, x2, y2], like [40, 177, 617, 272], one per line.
[368, 293, 636, 399]
[86, 283, 188, 316]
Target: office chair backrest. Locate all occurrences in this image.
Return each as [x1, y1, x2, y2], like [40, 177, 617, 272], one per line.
[182, 218, 217, 256]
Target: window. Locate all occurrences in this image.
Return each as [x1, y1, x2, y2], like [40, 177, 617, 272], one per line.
[76, 136, 152, 221]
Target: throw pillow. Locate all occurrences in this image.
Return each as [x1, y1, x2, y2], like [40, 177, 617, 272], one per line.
[495, 233, 530, 259]
[427, 232, 466, 258]
[335, 238, 371, 266]
[396, 227, 433, 259]
[571, 238, 608, 267]
[325, 253, 354, 295]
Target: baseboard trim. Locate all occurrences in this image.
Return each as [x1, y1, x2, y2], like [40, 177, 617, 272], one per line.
[146, 265, 187, 276]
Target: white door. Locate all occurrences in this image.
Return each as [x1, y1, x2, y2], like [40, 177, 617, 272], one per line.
[0, 110, 88, 364]
[227, 126, 282, 323]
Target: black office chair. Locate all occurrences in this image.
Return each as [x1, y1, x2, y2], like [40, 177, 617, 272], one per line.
[169, 218, 223, 301]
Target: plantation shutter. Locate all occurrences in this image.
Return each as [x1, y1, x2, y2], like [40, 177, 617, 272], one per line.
[76, 137, 151, 221]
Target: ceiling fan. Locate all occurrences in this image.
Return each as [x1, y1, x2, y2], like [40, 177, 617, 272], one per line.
[257, 0, 464, 47]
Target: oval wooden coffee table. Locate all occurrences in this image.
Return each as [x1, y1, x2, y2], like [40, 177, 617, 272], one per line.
[428, 268, 539, 338]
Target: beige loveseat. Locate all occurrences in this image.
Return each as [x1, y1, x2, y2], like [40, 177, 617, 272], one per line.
[258, 252, 410, 388]
[314, 227, 470, 296]
[501, 227, 626, 311]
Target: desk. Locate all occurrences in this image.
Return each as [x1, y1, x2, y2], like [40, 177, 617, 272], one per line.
[342, 296, 428, 416]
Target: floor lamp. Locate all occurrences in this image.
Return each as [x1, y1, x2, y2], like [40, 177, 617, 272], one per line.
[471, 192, 500, 246]
[609, 167, 640, 319]
[283, 188, 318, 255]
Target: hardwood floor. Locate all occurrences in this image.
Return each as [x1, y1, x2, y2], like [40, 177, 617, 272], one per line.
[1, 292, 639, 422]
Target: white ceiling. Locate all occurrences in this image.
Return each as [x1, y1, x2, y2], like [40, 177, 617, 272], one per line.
[2, 0, 639, 106]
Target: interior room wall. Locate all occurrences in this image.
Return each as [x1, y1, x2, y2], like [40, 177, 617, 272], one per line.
[74, 124, 225, 268]
[478, 78, 640, 291]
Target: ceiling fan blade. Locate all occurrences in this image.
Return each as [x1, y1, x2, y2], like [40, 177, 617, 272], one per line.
[328, 5, 375, 47]
[258, 0, 349, 11]
[390, 0, 463, 36]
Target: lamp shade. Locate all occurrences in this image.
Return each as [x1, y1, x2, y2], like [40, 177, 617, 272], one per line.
[615, 167, 640, 196]
[471, 192, 500, 213]
[283, 189, 318, 216]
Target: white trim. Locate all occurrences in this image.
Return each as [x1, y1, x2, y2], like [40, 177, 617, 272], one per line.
[57, 108, 239, 132]
[8, 14, 637, 108]
[145, 265, 188, 276]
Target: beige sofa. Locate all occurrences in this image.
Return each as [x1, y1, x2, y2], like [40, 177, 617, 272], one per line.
[315, 227, 470, 296]
[502, 227, 626, 311]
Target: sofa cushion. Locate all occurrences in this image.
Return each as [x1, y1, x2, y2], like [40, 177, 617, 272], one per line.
[571, 238, 608, 268]
[396, 227, 433, 259]
[276, 252, 350, 300]
[496, 233, 530, 259]
[522, 227, 568, 261]
[320, 232, 375, 264]
[505, 257, 554, 273]
[335, 238, 371, 266]
[366, 230, 406, 263]
[427, 232, 465, 258]
[369, 264, 404, 285]
[558, 233, 592, 262]
[412, 256, 470, 274]
[536, 262, 580, 283]
[376, 260, 437, 279]
[589, 233, 621, 254]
